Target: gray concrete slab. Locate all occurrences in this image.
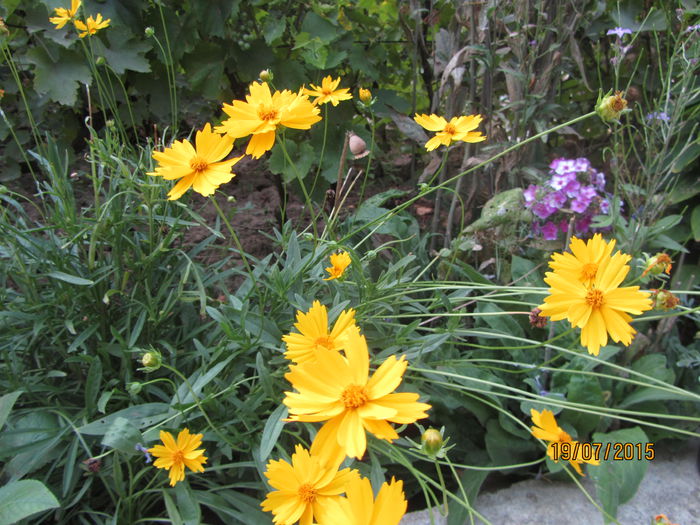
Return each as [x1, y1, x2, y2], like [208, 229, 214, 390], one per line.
[401, 439, 699, 525]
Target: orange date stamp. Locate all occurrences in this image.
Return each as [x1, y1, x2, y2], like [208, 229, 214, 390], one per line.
[551, 442, 655, 461]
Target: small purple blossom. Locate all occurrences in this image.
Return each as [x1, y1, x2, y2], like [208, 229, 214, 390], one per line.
[545, 191, 567, 210]
[592, 171, 606, 190]
[646, 111, 670, 123]
[531, 201, 557, 220]
[600, 198, 610, 214]
[558, 219, 569, 233]
[549, 158, 577, 175]
[575, 215, 592, 234]
[523, 184, 538, 205]
[570, 185, 597, 213]
[135, 443, 152, 464]
[607, 27, 632, 38]
[541, 221, 559, 240]
[564, 179, 582, 198]
[686, 24, 700, 32]
[549, 171, 576, 191]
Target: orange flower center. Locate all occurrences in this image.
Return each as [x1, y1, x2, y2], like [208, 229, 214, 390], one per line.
[171, 450, 184, 465]
[580, 263, 598, 282]
[585, 288, 605, 308]
[341, 384, 368, 409]
[611, 93, 627, 112]
[189, 156, 209, 173]
[298, 483, 317, 503]
[258, 106, 279, 121]
[322, 88, 332, 96]
[443, 123, 457, 135]
[314, 335, 333, 349]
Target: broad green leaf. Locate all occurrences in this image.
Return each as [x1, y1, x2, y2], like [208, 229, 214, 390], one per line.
[563, 375, 604, 435]
[95, 32, 152, 75]
[268, 141, 315, 184]
[589, 427, 650, 523]
[79, 403, 170, 435]
[447, 469, 488, 525]
[258, 404, 288, 463]
[101, 417, 144, 455]
[300, 11, 340, 43]
[26, 47, 91, 106]
[45, 271, 94, 286]
[0, 391, 22, 432]
[181, 42, 226, 99]
[263, 14, 286, 44]
[0, 479, 59, 525]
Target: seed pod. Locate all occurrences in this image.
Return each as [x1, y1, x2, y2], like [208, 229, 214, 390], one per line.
[349, 133, 369, 159]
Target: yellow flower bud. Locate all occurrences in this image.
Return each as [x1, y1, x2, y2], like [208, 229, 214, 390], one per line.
[259, 69, 273, 82]
[359, 88, 372, 103]
[596, 90, 629, 123]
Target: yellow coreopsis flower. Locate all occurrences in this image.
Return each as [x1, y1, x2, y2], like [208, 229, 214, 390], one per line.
[303, 76, 353, 106]
[282, 301, 358, 364]
[148, 428, 207, 486]
[326, 476, 408, 525]
[530, 409, 598, 476]
[49, 0, 81, 29]
[73, 13, 110, 38]
[260, 444, 359, 525]
[324, 251, 351, 281]
[538, 250, 652, 355]
[284, 329, 431, 459]
[548, 234, 618, 287]
[215, 82, 321, 159]
[414, 113, 486, 151]
[147, 123, 242, 200]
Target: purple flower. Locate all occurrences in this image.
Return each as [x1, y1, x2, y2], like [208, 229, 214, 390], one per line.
[541, 221, 559, 240]
[600, 198, 610, 214]
[592, 171, 606, 190]
[573, 158, 591, 172]
[545, 190, 567, 210]
[549, 172, 575, 190]
[549, 158, 577, 175]
[135, 444, 153, 464]
[646, 111, 670, 122]
[575, 215, 592, 234]
[607, 27, 632, 38]
[532, 201, 557, 220]
[686, 24, 700, 32]
[564, 179, 581, 198]
[523, 184, 538, 206]
[558, 219, 569, 233]
[570, 185, 597, 213]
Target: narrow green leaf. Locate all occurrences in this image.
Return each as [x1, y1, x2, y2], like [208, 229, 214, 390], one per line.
[46, 271, 94, 286]
[0, 391, 22, 432]
[258, 404, 288, 463]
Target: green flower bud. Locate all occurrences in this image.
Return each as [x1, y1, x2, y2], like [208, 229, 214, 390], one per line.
[596, 89, 629, 123]
[140, 350, 162, 371]
[126, 382, 143, 396]
[144, 26, 155, 37]
[95, 56, 106, 66]
[421, 428, 444, 457]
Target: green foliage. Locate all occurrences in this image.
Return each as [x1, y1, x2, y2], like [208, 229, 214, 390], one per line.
[0, 0, 699, 523]
[0, 479, 60, 525]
